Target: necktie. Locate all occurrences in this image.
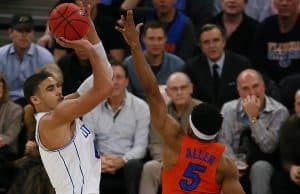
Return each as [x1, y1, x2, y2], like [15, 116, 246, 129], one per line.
[212, 64, 220, 96]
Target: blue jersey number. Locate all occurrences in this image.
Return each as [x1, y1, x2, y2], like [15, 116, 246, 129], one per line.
[179, 163, 207, 191]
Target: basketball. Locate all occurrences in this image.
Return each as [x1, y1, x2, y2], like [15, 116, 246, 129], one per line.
[48, 3, 90, 40]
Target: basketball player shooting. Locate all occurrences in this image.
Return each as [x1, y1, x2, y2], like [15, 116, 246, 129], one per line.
[116, 10, 245, 194]
[23, 1, 113, 194]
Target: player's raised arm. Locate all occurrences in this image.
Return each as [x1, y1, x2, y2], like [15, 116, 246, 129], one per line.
[41, 1, 112, 127]
[116, 10, 182, 139]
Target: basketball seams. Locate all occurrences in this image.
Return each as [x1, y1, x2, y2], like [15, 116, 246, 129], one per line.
[50, 4, 71, 36]
[64, 21, 81, 40]
[53, 5, 79, 35]
[67, 19, 89, 39]
[49, 3, 70, 21]
[49, 3, 89, 40]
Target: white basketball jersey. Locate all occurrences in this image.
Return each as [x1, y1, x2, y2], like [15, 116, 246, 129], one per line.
[35, 112, 101, 194]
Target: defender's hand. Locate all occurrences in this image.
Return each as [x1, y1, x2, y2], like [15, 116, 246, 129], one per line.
[115, 10, 143, 47]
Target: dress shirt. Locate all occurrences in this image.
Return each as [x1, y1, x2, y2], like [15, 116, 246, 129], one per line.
[219, 95, 289, 154]
[207, 52, 225, 77]
[0, 43, 54, 100]
[83, 91, 150, 160]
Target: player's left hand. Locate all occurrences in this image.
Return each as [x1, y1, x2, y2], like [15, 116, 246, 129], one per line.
[115, 10, 143, 48]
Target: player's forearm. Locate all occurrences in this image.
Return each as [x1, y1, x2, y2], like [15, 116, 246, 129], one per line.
[130, 43, 168, 132]
[130, 44, 162, 100]
[86, 21, 100, 45]
[93, 42, 112, 78]
[88, 47, 112, 93]
[77, 41, 113, 96]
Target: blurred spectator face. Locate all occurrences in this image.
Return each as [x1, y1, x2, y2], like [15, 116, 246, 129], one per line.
[143, 27, 166, 56]
[152, 0, 176, 14]
[9, 28, 34, 51]
[166, 73, 193, 106]
[273, 0, 299, 17]
[294, 90, 300, 115]
[111, 65, 128, 97]
[237, 70, 266, 104]
[200, 28, 226, 61]
[222, 0, 246, 16]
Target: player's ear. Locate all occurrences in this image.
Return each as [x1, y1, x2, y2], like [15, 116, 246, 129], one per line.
[30, 95, 41, 105]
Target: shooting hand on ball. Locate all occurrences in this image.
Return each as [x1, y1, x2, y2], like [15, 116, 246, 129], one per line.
[56, 37, 93, 56]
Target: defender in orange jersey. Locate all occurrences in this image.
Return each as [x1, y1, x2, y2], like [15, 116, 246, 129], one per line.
[116, 10, 245, 194]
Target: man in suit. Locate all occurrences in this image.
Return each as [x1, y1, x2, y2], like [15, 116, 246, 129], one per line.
[184, 23, 251, 109]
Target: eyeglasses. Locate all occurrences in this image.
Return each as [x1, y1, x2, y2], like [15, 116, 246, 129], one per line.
[168, 84, 190, 92]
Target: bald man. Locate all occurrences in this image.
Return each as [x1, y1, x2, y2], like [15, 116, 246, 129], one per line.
[219, 69, 289, 194]
[139, 72, 201, 194]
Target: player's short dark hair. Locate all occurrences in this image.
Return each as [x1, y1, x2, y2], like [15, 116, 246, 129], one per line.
[190, 103, 223, 136]
[23, 71, 52, 104]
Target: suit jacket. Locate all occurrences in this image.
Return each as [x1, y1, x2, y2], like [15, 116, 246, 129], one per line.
[185, 50, 252, 109]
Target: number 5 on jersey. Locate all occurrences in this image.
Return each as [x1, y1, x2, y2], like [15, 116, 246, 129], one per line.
[179, 162, 207, 191]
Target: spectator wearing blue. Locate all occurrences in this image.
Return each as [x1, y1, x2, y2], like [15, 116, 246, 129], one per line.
[124, 21, 185, 100]
[0, 14, 54, 106]
[144, 0, 195, 60]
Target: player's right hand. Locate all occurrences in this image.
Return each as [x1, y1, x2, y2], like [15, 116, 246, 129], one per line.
[56, 37, 95, 60]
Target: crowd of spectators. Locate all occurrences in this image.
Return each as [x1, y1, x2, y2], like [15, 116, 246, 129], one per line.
[0, 0, 300, 194]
